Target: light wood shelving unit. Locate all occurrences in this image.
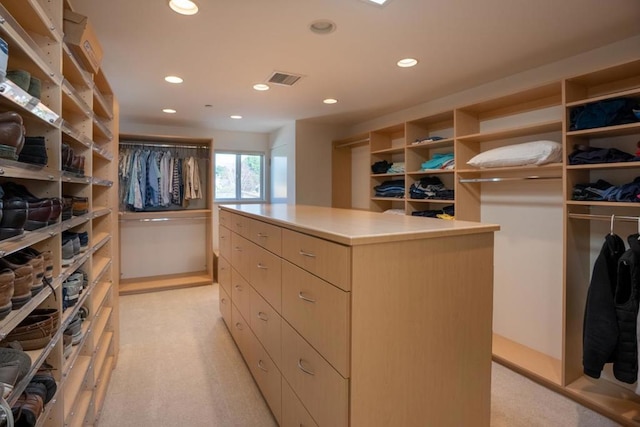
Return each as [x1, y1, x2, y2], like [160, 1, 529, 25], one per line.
[0, 0, 119, 424]
[118, 134, 213, 295]
[332, 57, 640, 425]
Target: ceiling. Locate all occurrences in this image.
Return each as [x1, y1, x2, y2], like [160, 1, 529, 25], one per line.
[72, 0, 640, 134]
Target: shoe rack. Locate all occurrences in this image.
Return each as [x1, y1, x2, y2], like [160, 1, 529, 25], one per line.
[0, 0, 119, 426]
[332, 57, 640, 425]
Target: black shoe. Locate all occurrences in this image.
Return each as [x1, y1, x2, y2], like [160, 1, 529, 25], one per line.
[17, 136, 47, 166]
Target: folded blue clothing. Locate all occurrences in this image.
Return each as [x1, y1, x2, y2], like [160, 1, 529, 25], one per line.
[421, 153, 454, 170]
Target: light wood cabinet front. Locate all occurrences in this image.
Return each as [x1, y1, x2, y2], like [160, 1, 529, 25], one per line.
[218, 255, 231, 296]
[282, 260, 350, 377]
[249, 286, 282, 368]
[231, 268, 252, 321]
[219, 226, 231, 260]
[231, 212, 250, 237]
[249, 244, 283, 313]
[231, 232, 253, 280]
[281, 379, 319, 427]
[281, 229, 351, 291]
[219, 285, 232, 327]
[231, 303, 251, 358]
[248, 217, 282, 256]
[219, 209, 231, 228]
[245, 329, 283, 425]
[281, 321, 349, 427]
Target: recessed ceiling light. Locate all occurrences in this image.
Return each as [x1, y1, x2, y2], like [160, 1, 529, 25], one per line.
[323, 98, 338, 104]
[253, 84, 270, 91]
[168, 0, 198, 15]
[397, 58, 418, 68]
[162, 108, 177, 114]
[164, 75, 183, 84]
[361, 0, 390, 6]
[310, 20, 337, 35]
[230, 115, 242, 119]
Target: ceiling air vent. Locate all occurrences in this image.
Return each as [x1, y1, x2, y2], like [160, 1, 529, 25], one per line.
[267, 71, 304, 87]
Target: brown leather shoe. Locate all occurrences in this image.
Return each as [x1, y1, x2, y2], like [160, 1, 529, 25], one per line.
[12, 390, 44, 426]
[0, 259, 32, 309]
[71, 197, 88, 216]
[7, 251, 44, 296]
[0, 111, 24, 160]
[0, 268, 13, 319]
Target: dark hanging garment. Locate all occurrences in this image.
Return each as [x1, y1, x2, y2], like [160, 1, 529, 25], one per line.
[613, 234, 640, 383]
[583, 233, 626, 379]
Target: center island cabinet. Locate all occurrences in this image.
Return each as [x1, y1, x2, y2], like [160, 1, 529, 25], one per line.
[217, 204, 499, 427]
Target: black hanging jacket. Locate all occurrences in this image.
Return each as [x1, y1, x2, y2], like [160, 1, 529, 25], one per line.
[613, 234, 640, 383]
[583, 233, 626, 379]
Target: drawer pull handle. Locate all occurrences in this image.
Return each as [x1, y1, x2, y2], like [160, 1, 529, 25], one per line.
[235, 322, 244, 330]
[298, 292, 316, 303]
[258, 360, 268, 372]
[221, 298, 227, 304]
[297, 359, 315, 376]
[257, 263, 268, 270]
[257, 311, 268, 321]
[234, 246, 242, 252]
[257, 233, 268, 238]
[299, 249, 316, 258]
[235, 285, 243, 292]
[220, 236, 226, 240]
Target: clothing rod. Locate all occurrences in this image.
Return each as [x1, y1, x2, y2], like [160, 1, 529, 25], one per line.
[120, 142, 210, 150]
[119, 216, 210, 222]
[458, 176, 562, 183]
[568, 213, 640, 223]
[335, 138, 370, 149]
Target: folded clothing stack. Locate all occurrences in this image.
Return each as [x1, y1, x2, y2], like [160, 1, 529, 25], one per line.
[373, 180, 405, 198]
[572, 178, 640, 202]
[409, 176, 454, 200]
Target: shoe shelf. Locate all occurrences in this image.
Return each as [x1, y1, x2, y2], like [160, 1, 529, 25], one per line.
[60, 251, 91, 281]
[89, 281, 110, 315]
[93, 355, 114, 420]
[35, 387, 61, 427]
[61, 275, 97, 333]
[62, 323, 91, 379]
[65, 389, 91, 427]
[0, 79, 61, 126]
[62, 44, 92, 91]
[90, 307, 111, 351]
[91, 144, 113, 161]
[91, 234, 110, 253]
[92, 84, 112, 121]
[62, 355, 91, 420]
[0, 158, 60, 181]
[93, 70, 114, 120]
[61, 79, 92, 119]
[0, 3, 63, 87]
[1, 0, 62, 44]
[9, 332, 59, 405]
[61, 213, 91, 232]
[62, 172, 91, 184]
[91, 178, 112, 187]
[0, 282, 54, 339]
[91, 208, 111, 220]
[0, 223, 58, 257]
[92, 331, 112, 384]
[91, 116, 112, 142]
[61, 120, 92, 149]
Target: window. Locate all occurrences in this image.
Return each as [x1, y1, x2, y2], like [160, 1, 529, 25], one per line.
[215, 152, 264, 201]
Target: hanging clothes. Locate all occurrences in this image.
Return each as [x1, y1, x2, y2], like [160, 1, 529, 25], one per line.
[583, 233, 626, 379]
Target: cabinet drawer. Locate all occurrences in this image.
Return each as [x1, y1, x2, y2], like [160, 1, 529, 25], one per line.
[246, 329, 282, 425]
[219, 226, 231, 260]
[231, 303, 251, 358]
[249, 286, 282, 368]
[218, 255, 231, 296]
[231, 268, 252, 322]
[218, 208, 231, 228]
[248, 217, 282, 256]
[281, 229, 351, 291]
[282, 379, 319, 427]
[282, 261, 350, 377]
[249, 245, 282, 313]
[231, 233, 253, 280]
[281, 321, 348, 427]
[219, 285, 232, 328]
[231, 213, 249, 237]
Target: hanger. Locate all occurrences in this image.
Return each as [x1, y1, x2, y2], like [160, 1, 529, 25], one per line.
[610, 214, 615, 236]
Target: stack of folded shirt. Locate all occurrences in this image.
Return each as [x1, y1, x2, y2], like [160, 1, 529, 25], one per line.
[572, 177, 640, 202]
[411, 205, 455, 219]
[371, 160, 392, 174]
[568, 145, 638, 165]
[409, 176, 454, 200]
[421, 153, 455, 170]
[387, 162, 405, 173]
[374, 180, 405, 198]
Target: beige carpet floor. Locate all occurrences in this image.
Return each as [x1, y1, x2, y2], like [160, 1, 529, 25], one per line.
[98, 283, 621, 427]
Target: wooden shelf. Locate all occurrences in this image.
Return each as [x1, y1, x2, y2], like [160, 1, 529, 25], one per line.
[567, 161, 640, 170]
[371, 146, 404, 155]
[63, 355, 91, 420]
[567, 122, 640, 138]
[492, 333, 562, 386]
[119, 271, 213, 295]
[371, 173, 405, 178]
[406, 137, 454, 149]
[566, 200, 640, 208]
[67, 389, 92, 427]
[457, 120, 562, 143]
[566, 87, 640, 108]
[407, 199, 455, 204]
[456, 163, 563, 175]
[407, 169, 454, 176]
[565, 376, 640, 426]
[93, 356, 114, 420]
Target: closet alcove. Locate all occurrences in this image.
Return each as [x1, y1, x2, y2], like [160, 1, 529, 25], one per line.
[118, 134, 214, 295]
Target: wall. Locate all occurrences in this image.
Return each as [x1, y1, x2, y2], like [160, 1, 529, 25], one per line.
[269, 122, 296, 204]
[295, 120, 343, 207]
